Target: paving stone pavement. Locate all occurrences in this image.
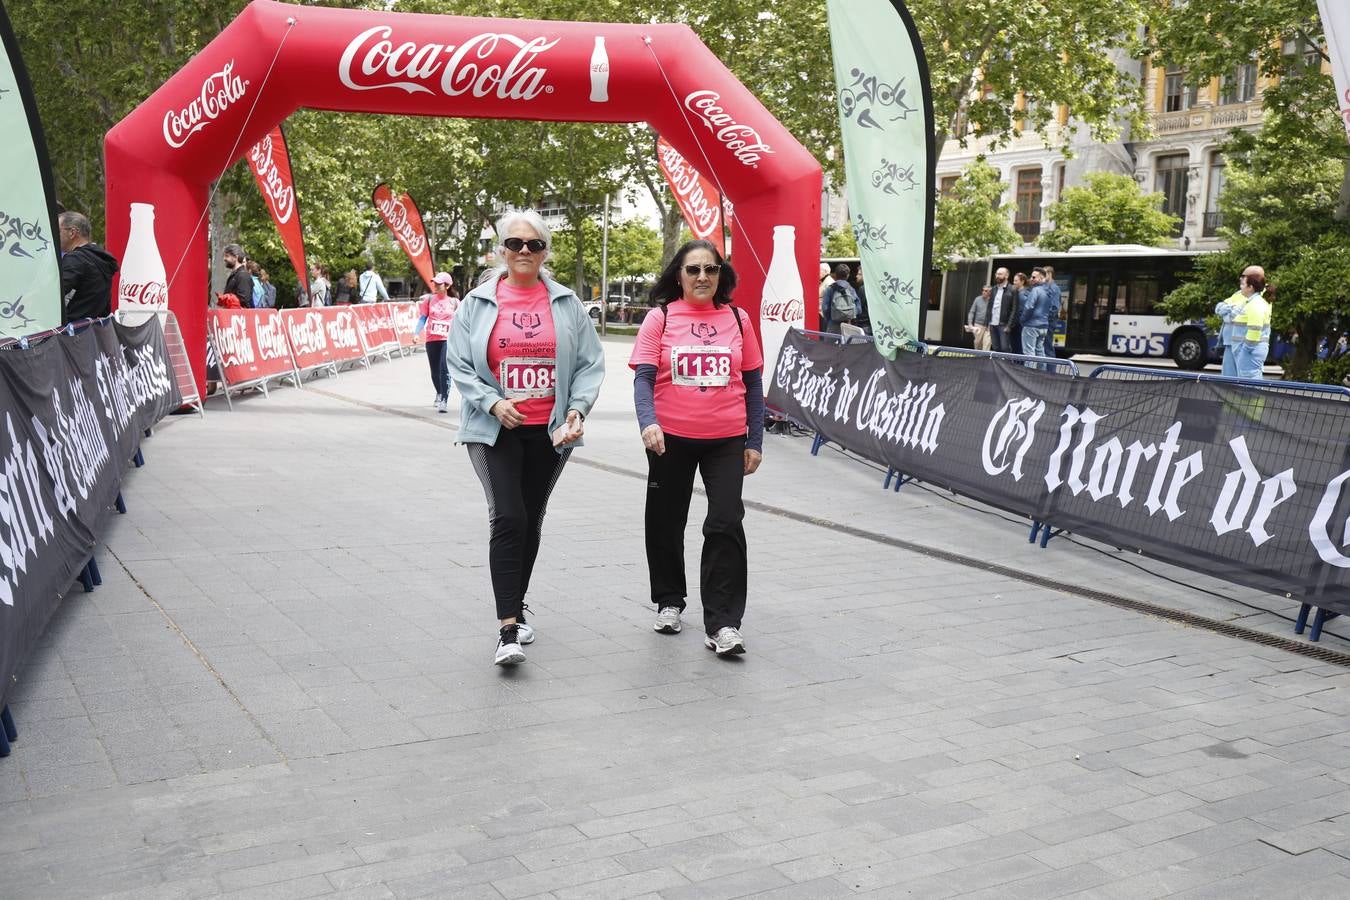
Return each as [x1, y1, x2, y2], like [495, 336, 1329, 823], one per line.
[3, 337, 1350, 899]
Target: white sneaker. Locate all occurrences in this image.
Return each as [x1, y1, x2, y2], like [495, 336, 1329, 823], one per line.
[705, 627, 745, 656]
[516, 622, 535, 644]
[654, 607, 682, 634]
[436, 396, 448, 414]
[494, 625, 526, 666]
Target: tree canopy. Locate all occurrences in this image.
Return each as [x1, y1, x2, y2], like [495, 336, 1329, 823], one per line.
[1038, 173, 1178, 251]
[932, 159, 1020, 268]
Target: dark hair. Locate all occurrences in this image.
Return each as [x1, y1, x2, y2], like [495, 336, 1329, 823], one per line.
[1013, 271, 1028, 284]
[649, 240, 738, 307]
[831, 263, 850, 280]
[1263, 283, 1275, 302]
[223, 243, 244, 260]
[58, 211, 92, 239]
[1043, 265, 1055, 279]
[1247, 272, 1266, 292]
[1031, 266, 1046, 278]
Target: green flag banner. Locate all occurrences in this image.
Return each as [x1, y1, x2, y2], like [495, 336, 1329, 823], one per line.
[826, 0, 934, 357]
[0, 0, 61, 338]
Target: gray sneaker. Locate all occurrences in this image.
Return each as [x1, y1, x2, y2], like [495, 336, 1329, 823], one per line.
[705, 626, 745, 656]
[654, 607, 682, 634]
[516, 622, 535, 644]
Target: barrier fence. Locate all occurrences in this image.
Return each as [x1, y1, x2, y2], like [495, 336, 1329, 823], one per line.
[0, 316, 182, 755]
[769, 330, 1350, 630]
[209, 302, 422, 405]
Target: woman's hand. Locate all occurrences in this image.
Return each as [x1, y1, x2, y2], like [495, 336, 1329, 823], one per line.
[642, 424, 666, 456]
[491, 399, 525, 429]
[556, 409, 585, 446]
[744, 449, 762, 476]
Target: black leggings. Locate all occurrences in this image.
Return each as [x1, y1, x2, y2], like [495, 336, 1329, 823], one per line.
[466, 426, 571, 620]
[645, 434, 747, 635]
[426, 340, 449, 398]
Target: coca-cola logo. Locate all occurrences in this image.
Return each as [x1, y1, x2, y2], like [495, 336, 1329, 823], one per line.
[247, 134, 295, 225]
[375, 195, 427, 256]
[659, 145, 720, 238]
[327, 312, 360, 349]
[761, 298, 804, 324]
[118, 280, 168, 309]
[683, 91, 775, 168]
[163, 61, 249, 149]
[286, 312, 329, 356]
[215, 317, 255, 366]
[338, 27, 558, 100]
[255, 316, 290, 361]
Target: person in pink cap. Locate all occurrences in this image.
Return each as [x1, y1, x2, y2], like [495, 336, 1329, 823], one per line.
[416, 272, 460, 413]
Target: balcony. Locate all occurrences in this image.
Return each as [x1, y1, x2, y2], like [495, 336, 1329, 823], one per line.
[1148, 99, 1261, 138]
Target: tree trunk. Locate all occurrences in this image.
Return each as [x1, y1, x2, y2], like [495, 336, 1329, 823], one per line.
[1288, 320, 1324, 382]
[660, 206, 683, 267]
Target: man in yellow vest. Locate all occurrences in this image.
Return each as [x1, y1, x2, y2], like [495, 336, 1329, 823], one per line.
[1232, 271, 1272, 379]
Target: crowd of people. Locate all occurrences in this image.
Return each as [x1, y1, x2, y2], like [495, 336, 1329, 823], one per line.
[964, 265, 1062, 360]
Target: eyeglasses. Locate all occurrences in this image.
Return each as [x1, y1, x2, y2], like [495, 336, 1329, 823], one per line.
[503, 237, 547, 253]
[683, 264, 722, 277]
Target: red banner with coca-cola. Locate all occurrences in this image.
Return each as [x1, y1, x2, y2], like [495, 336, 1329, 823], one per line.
[246, 125, 308, 292]
[281, 306, 365, 373]
[351, 302, 400, 356]
[657, 136, 729, 256]
[389, 302, 422, 351]
[209, 308, 296, 385]
[373, 184, 435, 290]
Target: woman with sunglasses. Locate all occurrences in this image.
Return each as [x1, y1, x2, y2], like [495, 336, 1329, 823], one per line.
[447, 210, 605, 666]
[629, 240, 764, 656]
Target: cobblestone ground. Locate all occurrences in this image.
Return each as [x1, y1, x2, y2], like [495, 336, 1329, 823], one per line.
[2, 341, 1349, 899]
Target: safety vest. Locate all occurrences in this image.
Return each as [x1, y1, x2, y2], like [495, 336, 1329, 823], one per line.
[1236, 294, 1271, 344]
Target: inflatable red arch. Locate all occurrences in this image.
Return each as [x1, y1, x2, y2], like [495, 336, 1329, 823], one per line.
[104, 0, 822, 395]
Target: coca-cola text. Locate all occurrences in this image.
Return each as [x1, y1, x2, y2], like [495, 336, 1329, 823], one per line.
[119, 280, 168, 309]
[762, 298, 804, 323]
[684, 90, 775, 168]
[248, 134, 296, 225]
[338, 27, 557, 100]
[375, 195, 427, 256]
[163, 61, 249, 149]
[659, 144, 720, 238]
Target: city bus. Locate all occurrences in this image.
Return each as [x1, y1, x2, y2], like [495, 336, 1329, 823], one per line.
[930, 245, 1218, 369]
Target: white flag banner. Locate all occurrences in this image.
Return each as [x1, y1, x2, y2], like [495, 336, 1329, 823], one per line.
[1319, 0, 1350, 141]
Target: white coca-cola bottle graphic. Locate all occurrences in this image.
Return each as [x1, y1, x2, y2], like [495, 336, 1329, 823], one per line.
[759, 224, 805, 377]
[117, 202, 169, 314]
[589, 37, 609, 102]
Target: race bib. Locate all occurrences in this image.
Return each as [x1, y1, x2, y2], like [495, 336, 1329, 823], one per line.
[428, 320, 452, 337]
[671, 346, 732, 387]
[500, 357, 556, 399]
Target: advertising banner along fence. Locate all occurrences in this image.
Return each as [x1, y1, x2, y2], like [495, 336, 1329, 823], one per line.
[769, 332, 1350, 608]
[209, 308, 297, 387]
[351, 303, 400, 360]
[246, 125, 308, 293]
[0, 317, 182, 709]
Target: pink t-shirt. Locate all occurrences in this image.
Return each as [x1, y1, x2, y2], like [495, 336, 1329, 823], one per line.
[629, 300, 763, 440]
[417, 293, 459, 342]
[487, 280, 556, 425]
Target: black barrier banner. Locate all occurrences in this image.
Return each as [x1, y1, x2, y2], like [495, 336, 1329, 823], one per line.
[769, 332, 1350, 609]
[0, 318, 181, 708]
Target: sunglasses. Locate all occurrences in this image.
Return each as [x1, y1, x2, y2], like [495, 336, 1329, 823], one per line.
[683, 264, 722, 277]
[503, 237, 547, 253]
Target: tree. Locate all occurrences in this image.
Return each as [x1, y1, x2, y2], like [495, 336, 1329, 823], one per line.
[1038, 173, 1178, 251]
[932, 159, 1019, 267]
[823, 224, 858, 257]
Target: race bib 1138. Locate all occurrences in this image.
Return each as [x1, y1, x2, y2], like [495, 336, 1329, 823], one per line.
[671, 346, 732, 387]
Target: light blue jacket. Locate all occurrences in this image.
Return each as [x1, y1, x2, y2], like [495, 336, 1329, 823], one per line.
[1020, 284, 1052, 328]
[446, 275, 605, 451]
[1214, 290, 1249, 347]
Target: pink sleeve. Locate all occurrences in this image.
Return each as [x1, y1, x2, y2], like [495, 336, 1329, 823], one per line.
[741, 316, 764, 371]
[628, 309, 664, 369]
[417, 297, 429, 317]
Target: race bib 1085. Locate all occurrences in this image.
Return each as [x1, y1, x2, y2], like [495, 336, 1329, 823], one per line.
[671, 346, 732, 387]
[500, 357, 556, 398]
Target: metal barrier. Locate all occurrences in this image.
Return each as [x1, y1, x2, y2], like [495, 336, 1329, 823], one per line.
[1088, 364, 1350, 402]
[929, 344, 1081, 377]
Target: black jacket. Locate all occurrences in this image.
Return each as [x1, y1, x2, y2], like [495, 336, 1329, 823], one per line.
[60, 243, 119, 323]
[224, 265, 254, 308]
[987, 282, 1018, 327]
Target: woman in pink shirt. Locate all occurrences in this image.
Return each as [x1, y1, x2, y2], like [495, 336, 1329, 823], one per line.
[416, 272, 459, 413]
[629, 240, 765, 656]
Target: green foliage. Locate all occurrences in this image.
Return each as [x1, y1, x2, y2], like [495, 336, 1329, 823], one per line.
[932, 158, 1019, 268]
[548, 218, 662, 295]
[1306, 352, 1350, 388]
[1038, 172, 1178, 251]
[823, 223, 858, 258]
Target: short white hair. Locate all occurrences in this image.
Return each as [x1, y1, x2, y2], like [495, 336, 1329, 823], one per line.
[495, 209, 552, 255]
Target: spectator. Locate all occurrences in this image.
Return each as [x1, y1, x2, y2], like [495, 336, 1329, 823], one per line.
[987, 267, 1016, 353]
[1042, 265, 1062, 358]
[334, 269, 359, 304]
[245, 260, 267, 309]
[966, 286, 992, 351]
[58, 211, 119, 323]
[359, 262, 391, 303]
[308, 264, 330, 307]
[853, 265, 869, 328]
[1008, 272, 1028, 355]
[1020, 267, 1052, 359]
[258, 268, 277, 309]
[820, 263, 860, 335]
[219, 244, 254, 308]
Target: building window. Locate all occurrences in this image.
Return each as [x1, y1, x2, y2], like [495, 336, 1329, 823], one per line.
[939, 175, 959, 197]
[1155, 154, 1189, 235]
[1014, 168, 1042, 241]
[1163, 67, 1197, 112]
[1283, 38, 1322, 72]
[1219, 59, 1257, 104]
[1203, 152, 1225, 237]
